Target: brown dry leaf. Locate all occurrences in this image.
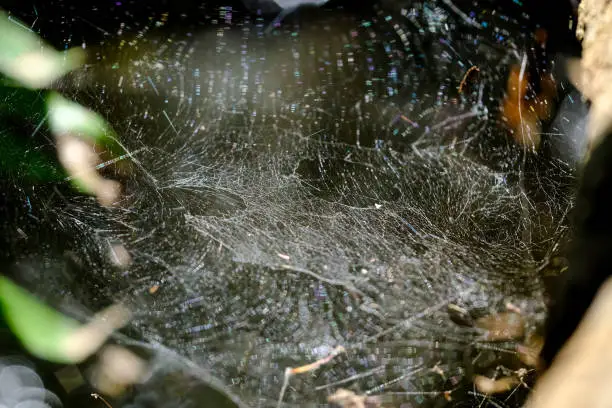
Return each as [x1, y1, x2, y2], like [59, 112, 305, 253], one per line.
[532, 95, 553, 123]
[473, 375, 520, 395]
[501, 98, 542, 151]
[327, 389, 381, 408]
[475, 312, 525, 341]
[517, 333, 544, 368]
[506, 65, 529, 100]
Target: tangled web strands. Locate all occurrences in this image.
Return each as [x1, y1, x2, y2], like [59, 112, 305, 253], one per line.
[11, 0, 575, 406]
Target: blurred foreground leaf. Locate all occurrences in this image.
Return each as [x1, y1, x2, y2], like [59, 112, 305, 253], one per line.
[47, 92, 122, 153]
[0, 10, 126, 199]
[0, 9, 130, 366]
[0, 276, 130, 364]
[0, 276, 79, 363]
[48, 92, 125, 203]
[0, 10, 85, 89]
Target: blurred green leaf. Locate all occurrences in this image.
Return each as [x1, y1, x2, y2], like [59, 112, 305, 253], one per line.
[0, 10, 129, 365]
[47, 92, 126, 197]
[0, 276, 80, 363]
[47, 92, 121, 150]
[0, 10, 85, 89]
[0, 11, 125, 199]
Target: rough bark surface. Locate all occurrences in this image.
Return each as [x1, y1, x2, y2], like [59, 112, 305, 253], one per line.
[526, 4, 612, 406]
[574, 0, 612, 149]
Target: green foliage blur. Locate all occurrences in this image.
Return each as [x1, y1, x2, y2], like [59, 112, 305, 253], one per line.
[0, 10, 123, 363]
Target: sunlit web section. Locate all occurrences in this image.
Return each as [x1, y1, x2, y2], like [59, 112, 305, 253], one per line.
[3, 0, 576, 407]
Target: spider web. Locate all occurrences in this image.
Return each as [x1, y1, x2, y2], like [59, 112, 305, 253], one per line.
[2, 0, 578, 407]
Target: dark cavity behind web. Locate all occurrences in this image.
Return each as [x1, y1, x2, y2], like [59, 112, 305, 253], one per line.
[2, 1, 577, 407]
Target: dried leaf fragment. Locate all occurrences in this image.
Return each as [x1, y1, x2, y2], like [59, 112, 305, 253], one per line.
[473, 375, 520, 395]
[475, 312, 525, 341]
[517, 334, 544, 368]
[327, 389, 381, 408]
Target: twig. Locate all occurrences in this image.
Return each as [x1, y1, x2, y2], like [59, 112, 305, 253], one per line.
[91, 393, 113, 408]
[315, 365, 386, 391]
[276, 346, 346, 408]
[279, 264, 365, 296]
[365, 366, 425, 394]
[361, 287, 474, 344]
[458, 66, 480, 93]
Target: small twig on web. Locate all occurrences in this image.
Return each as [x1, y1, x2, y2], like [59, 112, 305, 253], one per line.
[361, 288, 475, 344]
[365, 366, 424, 394]
[91, 393, 113, 408]
[279, 264, 365, 296]
[517, 52, 529, 149]
[458, 66, 480, 94]
[386, 389, 455, 400]
[64, 148, 145, 182]
[315, 365, 386, 391]
[276, 346, 346, 408]
[535, 258, 551, 273]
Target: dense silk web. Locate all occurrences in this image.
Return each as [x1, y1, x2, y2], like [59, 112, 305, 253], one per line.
[3, 1, 579, 407]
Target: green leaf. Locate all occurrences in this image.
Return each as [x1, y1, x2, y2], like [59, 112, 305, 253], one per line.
[0, 276, 79, 363]
[47, 92, 121, 150]
[0, 11, 85, 89]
